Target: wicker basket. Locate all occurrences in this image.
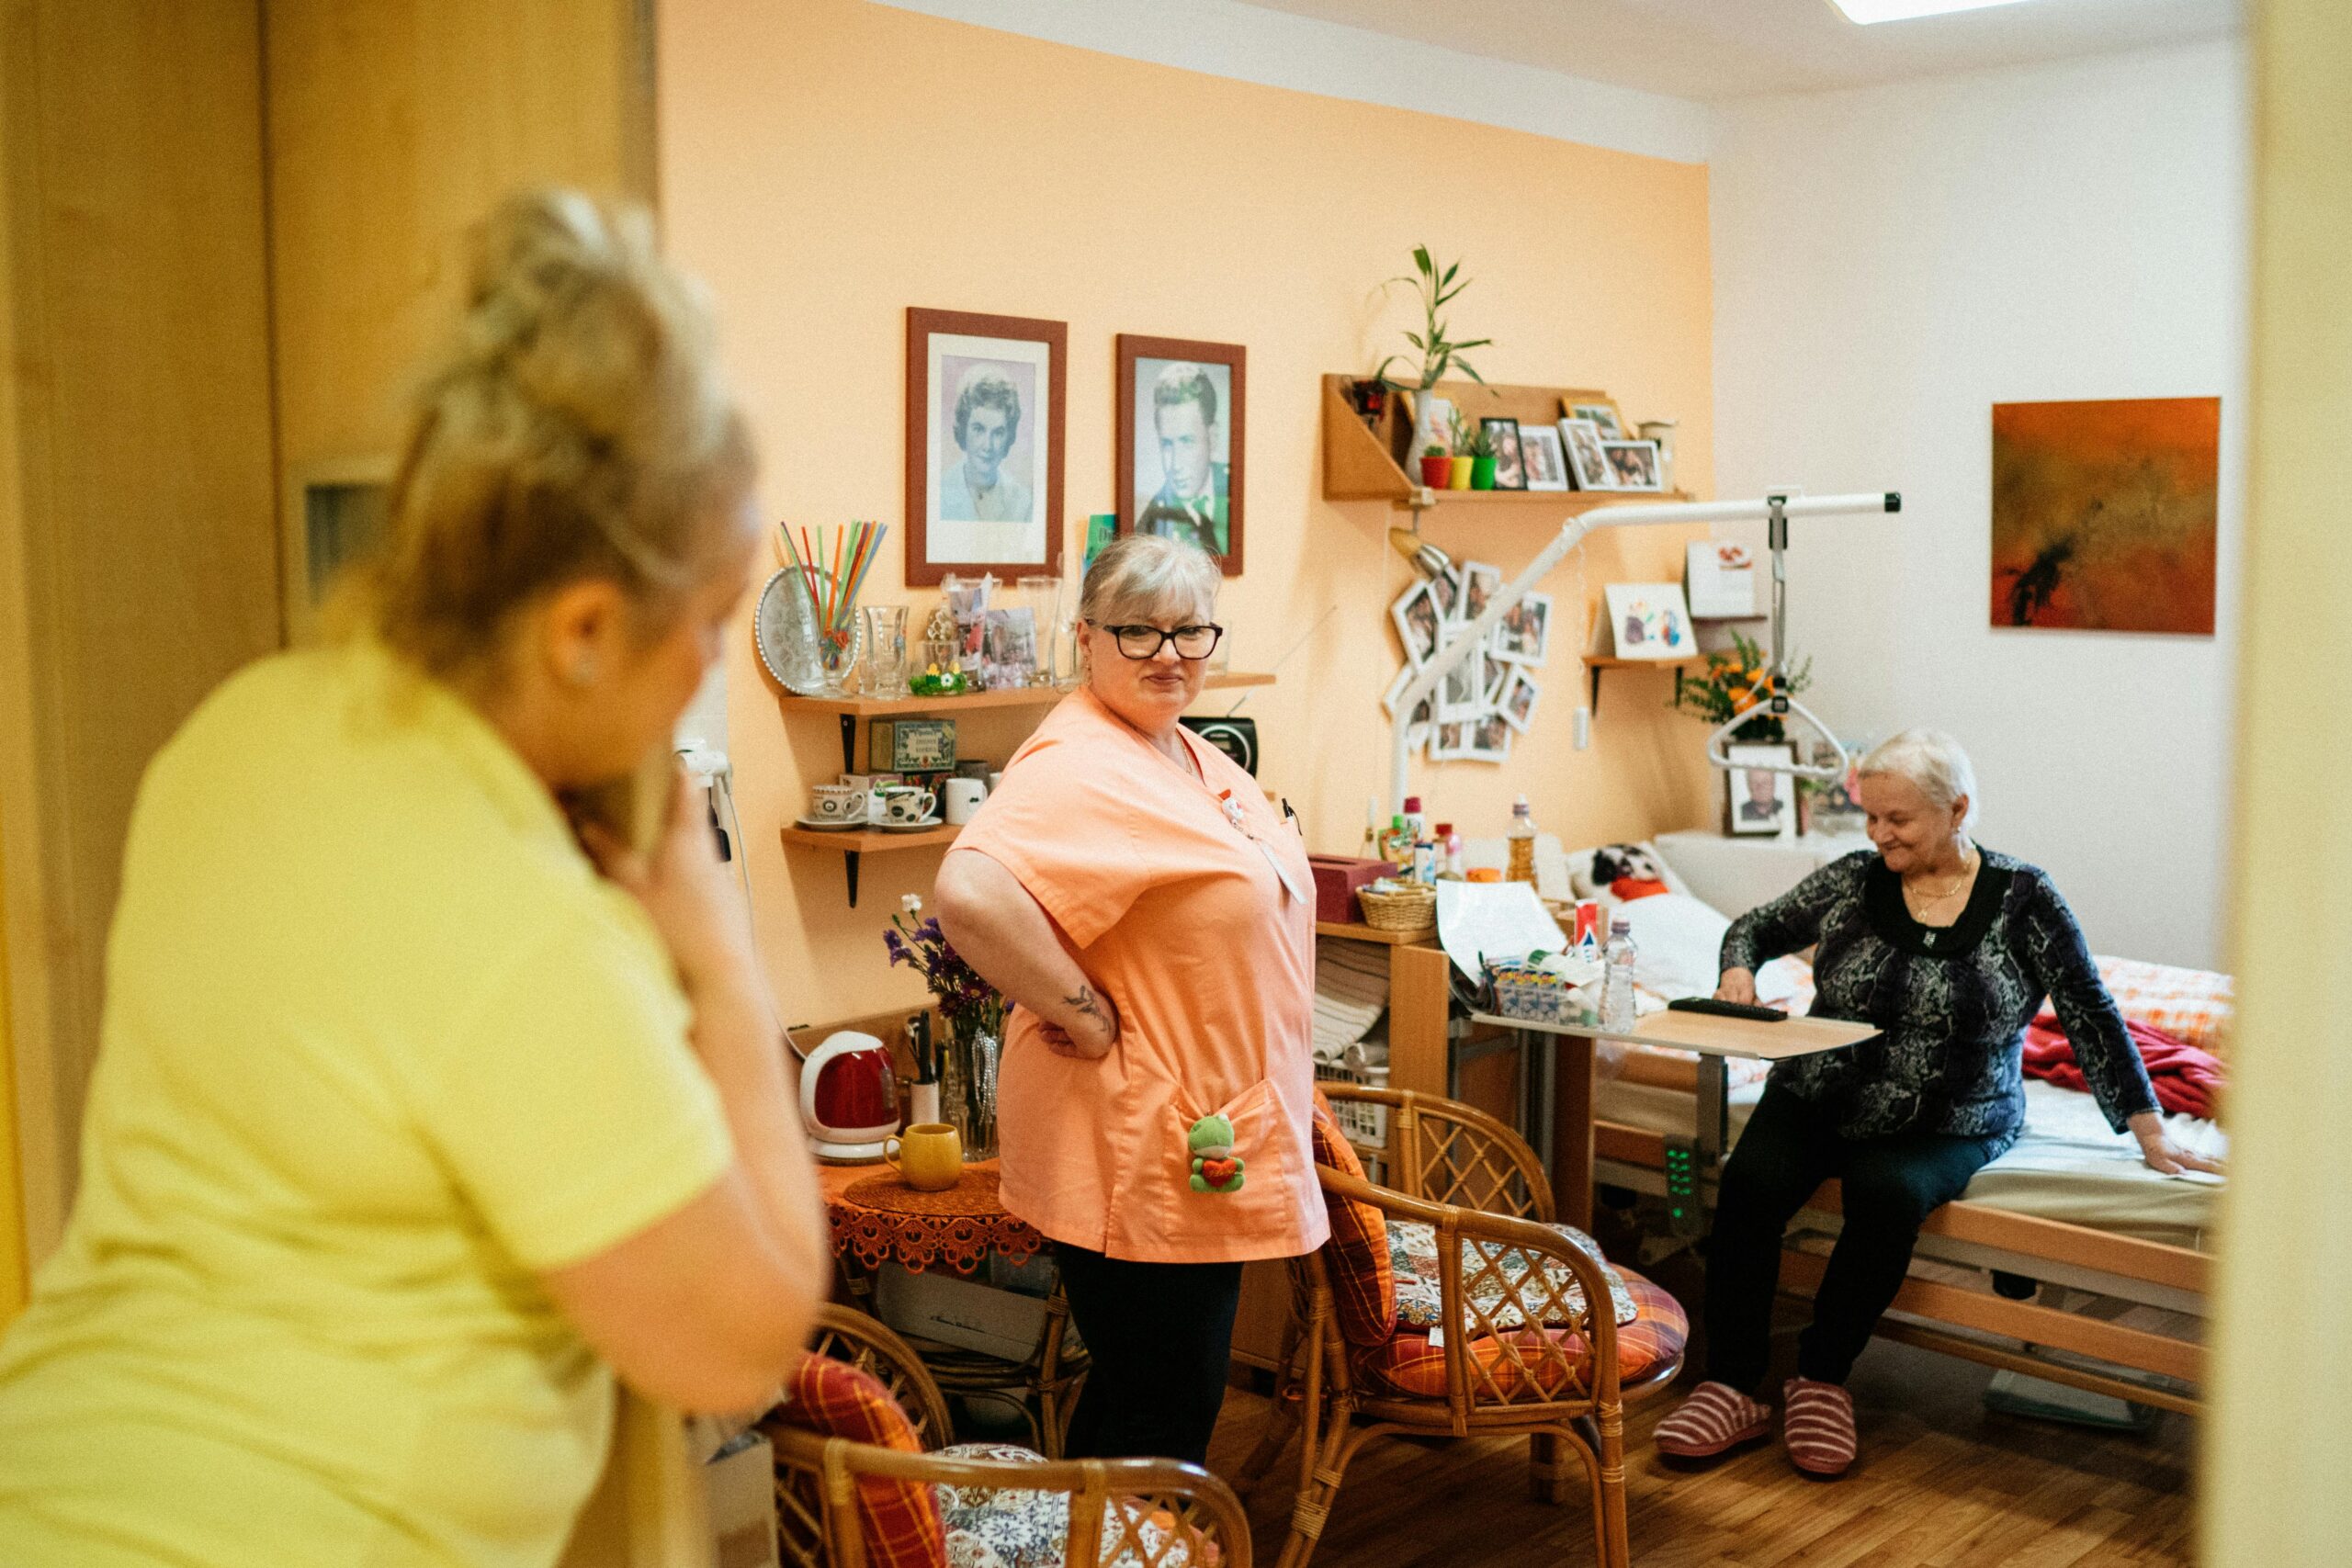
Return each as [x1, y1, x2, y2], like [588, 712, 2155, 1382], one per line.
[1355, 881, 1437, 933]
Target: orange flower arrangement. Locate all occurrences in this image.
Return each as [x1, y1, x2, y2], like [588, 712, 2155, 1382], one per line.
[1673, 630, 1813, 744]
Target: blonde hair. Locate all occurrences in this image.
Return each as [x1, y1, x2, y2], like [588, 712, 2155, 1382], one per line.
[350, 188, 754, 675]
[1079, 535, 1220, 628]
[1859, 728, 1980, 835]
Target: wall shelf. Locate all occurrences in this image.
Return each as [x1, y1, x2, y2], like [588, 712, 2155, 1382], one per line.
[1319, 373, 1690, 513]
[776, 672, 1277, 905]
[1579, 651, 1706, 714]
[779, 671, 1273, 775]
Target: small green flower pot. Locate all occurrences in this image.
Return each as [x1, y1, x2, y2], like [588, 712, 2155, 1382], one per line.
[1472, 456, 1498, 490]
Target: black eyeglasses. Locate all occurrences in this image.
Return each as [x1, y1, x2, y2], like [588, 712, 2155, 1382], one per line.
[1094, 622, 1225, 660]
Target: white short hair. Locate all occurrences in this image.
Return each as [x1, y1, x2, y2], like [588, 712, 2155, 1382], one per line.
[1080, 534, 1219, 627]
[1858, 728, 1979, 834]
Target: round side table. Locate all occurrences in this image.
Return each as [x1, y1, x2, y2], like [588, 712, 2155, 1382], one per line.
[820, 1158, 1087, 1457]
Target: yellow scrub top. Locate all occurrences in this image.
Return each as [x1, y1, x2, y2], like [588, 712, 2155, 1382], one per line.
[0, 641, 733, 1567]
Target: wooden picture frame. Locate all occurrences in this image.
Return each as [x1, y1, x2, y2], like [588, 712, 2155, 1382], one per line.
[905, 307, 1066, 588]
[1115, 333, 1246, 575]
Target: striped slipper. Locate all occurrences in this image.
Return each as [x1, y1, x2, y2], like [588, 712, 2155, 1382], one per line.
[1654, 1381, 1773, 1459]
[1781, 1376, 1858, 1476]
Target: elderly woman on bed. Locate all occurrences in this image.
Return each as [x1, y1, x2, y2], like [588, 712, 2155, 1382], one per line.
[1654, 728, 2222, 1478]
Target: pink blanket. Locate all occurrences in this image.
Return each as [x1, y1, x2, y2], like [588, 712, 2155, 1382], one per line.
[2022, 1014, 2225, 1122]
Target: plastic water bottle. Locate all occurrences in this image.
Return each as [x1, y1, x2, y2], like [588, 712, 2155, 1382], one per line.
[1601, 919, 1638, 1032]
[1506, 795, 1537, 885]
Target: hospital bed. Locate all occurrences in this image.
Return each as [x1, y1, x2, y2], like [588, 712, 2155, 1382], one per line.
[1569, 841, 2227, 1415]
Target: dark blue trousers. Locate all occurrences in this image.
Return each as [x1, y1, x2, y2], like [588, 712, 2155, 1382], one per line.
[1704, 1082, 2007, 1390]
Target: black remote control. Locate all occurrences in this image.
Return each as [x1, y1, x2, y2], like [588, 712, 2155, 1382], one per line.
[1668, 996, 1789, 1022]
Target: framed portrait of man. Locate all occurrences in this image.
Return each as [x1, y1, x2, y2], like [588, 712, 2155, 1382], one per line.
[906, 307, 1067, 588]
[1115, 334, 1246, 575]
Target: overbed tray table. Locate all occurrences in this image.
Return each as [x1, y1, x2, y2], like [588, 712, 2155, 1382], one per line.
[1469, 1008, 1879, 1228]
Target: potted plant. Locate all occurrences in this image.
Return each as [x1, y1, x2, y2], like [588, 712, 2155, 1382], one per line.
[1446, 411, 1475, 491]
[1371, 244, 1495, 463]
[1465, 422, 1498, 491]
[1672, 630, 1814, 744]
[1420, 443, 1453, 488]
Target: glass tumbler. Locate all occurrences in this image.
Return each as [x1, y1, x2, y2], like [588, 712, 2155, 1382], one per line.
[1017, 574, 1062, 686]
[862, 604, 909, 698]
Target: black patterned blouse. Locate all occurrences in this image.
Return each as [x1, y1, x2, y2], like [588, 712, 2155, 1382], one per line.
[1719, 849, 2159, 1145]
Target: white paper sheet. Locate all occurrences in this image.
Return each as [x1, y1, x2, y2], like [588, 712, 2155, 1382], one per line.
[1436, 879, 1568, 979]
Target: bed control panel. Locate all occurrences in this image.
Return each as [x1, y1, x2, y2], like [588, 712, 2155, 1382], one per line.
[1663, 1136, 1702, 1235]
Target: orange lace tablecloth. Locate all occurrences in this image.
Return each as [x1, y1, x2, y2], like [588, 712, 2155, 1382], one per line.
[820, 1158, 1046, 1276]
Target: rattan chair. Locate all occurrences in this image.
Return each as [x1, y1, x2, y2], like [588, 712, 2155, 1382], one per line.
[764, 1305, 1254, 1568]
[1241, 1087, 1687, 1568]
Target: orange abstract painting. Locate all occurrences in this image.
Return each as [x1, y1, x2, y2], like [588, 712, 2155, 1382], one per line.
[1989, 397, 2219, 635]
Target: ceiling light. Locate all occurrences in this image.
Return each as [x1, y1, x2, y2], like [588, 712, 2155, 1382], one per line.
[1828, 0, 2038, 22]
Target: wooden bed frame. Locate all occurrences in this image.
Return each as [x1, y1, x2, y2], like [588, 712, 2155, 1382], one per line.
[1584, 1058, 2207, 1416]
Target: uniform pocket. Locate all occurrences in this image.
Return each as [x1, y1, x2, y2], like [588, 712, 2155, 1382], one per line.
[1155, 1077, 1297, 1247]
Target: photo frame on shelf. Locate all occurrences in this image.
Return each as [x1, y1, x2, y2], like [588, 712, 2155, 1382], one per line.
[1519, 423, 1570, 491]
[1566, 400, 1625, 438]
[1601, 437, 1667, 492]
[1482, 416, 1527, 490]
[1686, 540, 1758, 619]
[907, 307, 1067, 588]
[1390, 577, 1443, 666]
[1117, 334, 1246, 573]
[1498, 665, 1542, 733]
[1602, 582, 1695, 660]
[1489, 590, 1554, 667]
[1559, 417, 1613, 491]
[1726, 741, 1798, 839]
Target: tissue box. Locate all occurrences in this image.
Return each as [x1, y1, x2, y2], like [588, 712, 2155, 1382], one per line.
[876, 1263, 1059, 1362]
[1308, 855, 1398, 925]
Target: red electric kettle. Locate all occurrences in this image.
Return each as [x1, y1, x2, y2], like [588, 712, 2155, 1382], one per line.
[799, 1030, 899, 1161]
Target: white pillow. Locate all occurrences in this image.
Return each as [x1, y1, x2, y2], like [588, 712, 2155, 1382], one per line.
[1613, 893, 1731, 999]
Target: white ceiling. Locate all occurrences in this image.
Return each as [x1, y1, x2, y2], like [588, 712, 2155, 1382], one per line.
[1233, 0, 2244, 101]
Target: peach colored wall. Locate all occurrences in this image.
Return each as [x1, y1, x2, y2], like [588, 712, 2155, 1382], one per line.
[659, 0, 1717, 1027]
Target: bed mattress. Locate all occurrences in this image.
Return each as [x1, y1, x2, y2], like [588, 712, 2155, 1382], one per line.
[1595, 1076, 2225, 1251]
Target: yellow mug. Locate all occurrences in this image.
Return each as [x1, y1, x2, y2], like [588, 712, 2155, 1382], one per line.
[885, 1122, 963, 1191]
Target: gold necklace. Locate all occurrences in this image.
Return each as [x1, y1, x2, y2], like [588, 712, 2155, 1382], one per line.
[1907, 849, 1977, 904]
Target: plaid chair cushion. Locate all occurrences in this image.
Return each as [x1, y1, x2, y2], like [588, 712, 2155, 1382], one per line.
[1387, 1217, 1638, 1331]
[1354, 1270, 1688, 1400]
[1309, 1090, 1397, 1348]
[2090, 955, 2233, 1057]
[771, 1356, 944, 1568]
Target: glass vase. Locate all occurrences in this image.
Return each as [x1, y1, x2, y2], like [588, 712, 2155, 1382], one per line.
[939, 1018, 1000, 1161]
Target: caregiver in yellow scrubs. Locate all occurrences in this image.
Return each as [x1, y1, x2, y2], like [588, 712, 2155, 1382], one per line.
[0, 190, 827, 1566]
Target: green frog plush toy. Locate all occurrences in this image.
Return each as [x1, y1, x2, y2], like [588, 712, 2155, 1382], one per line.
[1188, 1114, 1245, 1193]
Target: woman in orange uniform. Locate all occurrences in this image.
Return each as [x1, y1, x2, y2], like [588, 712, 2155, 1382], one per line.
[934, 535, 1324, 1465]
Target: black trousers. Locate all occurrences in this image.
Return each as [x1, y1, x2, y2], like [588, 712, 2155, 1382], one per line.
[1704, 1082, 2007, 1391]
[1052, 1243, 1244, 1466]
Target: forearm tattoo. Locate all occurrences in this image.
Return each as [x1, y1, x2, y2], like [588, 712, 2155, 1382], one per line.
[1064, 983, 1117, 1043]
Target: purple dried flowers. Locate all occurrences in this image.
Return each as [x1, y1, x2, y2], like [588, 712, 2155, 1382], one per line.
[886, 896, 1005, 1039]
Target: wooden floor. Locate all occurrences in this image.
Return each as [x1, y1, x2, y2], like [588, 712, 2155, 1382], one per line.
[1206, 1339, 2197, 1567]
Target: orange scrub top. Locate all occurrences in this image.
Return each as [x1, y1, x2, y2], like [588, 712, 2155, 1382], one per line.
[948, 687, 1327, 1264]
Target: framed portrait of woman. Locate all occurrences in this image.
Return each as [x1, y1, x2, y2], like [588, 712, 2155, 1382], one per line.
[1116, 334, 1246, 574]
[906, 307, 1067, 587]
